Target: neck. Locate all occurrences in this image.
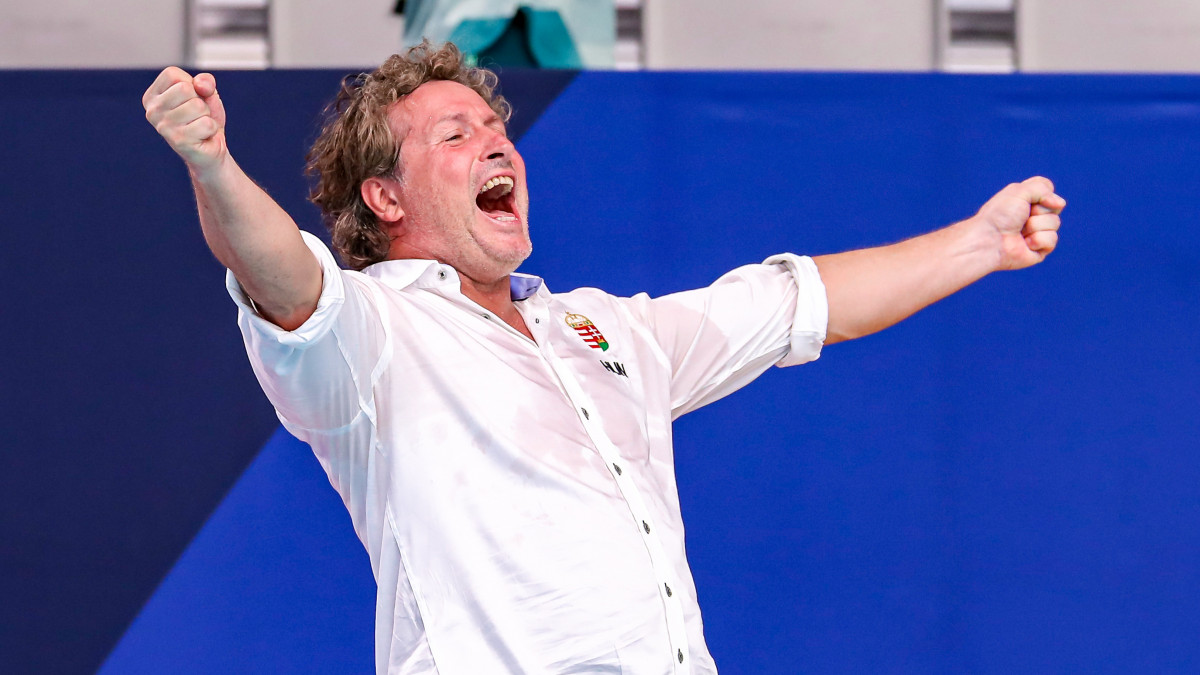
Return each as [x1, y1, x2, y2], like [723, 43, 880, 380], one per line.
[459, 272, 534, 341]
[383, 239, 533, 339]
[458, 273, 512, 314]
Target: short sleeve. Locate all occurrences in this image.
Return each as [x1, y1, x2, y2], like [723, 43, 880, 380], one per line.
[226, 231, 389, 435]
[762, 253, 828, 368]
[619, 255, 828, 418]
[226, 231, 348, 349]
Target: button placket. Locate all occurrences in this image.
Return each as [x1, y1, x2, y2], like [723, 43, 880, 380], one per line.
[518, 302, 550, 347]
[538, 341, 691, 670]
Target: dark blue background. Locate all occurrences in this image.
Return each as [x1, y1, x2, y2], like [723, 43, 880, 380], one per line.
[2, 70, 1197, 674]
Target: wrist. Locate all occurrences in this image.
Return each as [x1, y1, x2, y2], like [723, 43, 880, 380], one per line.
[953, 215, 1006, 275]
[187, 151, 235, 188]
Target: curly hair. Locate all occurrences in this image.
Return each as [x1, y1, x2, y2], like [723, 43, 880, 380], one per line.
[306, 41, 512, 270]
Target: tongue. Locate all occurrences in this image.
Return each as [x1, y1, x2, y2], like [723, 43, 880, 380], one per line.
[477, 184, 511, 214]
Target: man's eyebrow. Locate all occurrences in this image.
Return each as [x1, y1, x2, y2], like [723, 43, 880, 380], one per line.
[431, 112, 470, 126]
[430, 111, 505, 128]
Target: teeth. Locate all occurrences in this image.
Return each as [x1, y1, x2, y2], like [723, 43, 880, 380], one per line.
[479, 176, 515, 195]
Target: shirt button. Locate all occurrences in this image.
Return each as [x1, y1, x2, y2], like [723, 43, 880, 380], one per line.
[664, 583, 672, 597]
[438, 271, 446, 279]
[642, 520, 650, 534]
[535, 318, 540, 323]
[678, 649, 684, 663]
[612, 462, 622, 475]
[581, 408, 589, 420]
[482, 313, 491, 319]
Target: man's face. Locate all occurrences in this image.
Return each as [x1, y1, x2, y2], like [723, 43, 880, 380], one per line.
[386, 80, 531, 282]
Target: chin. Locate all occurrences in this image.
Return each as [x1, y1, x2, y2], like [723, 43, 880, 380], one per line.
[494, 244, 533, 269]
[480, 231, 532, 266]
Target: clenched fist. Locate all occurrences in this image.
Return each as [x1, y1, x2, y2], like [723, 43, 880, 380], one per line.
[142, 67, 228, 172]
[974, 176, 1066, 271]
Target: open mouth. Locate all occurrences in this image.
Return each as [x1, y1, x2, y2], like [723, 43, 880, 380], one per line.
[476, 175, 518, 222]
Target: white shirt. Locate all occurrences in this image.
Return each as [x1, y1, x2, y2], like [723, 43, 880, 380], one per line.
[227, 232, 828, 675]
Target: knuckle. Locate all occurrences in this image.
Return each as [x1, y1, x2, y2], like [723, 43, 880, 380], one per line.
[168, 80, 196, 100]
[182, 97, 206, 117]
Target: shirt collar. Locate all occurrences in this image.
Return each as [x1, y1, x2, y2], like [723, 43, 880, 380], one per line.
[362, 258, 545, 300]
[508, 273, 543, 300]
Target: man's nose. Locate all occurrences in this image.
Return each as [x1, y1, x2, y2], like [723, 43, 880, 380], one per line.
[480, 128, 514, 161]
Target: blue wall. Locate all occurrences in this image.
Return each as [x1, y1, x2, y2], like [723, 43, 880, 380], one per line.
[3, 70, 1198, 674]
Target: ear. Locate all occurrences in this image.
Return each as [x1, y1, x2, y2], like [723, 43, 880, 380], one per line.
[360, 176, 406, 227]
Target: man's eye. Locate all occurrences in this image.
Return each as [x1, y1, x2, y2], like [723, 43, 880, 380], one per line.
[446, 134, 463, 142]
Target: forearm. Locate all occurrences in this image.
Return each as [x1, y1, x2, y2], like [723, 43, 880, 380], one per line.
[811, 177, 1063, 344]
[143, 67, 322, 331]
[191, 155, 322, 330]
[813, 218, 1000, 344]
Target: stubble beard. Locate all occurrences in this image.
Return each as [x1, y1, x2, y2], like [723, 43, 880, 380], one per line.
[404, 176, 532, 275]
[468, 188, 532, 270]
[432, 203, 531, 278]
[471, 214, 532, 270]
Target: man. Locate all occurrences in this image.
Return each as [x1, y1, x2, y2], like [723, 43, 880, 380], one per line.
[143, 42, 1062, 674]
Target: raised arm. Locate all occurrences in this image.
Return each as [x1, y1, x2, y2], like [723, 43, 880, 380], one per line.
[814, 176, 1065, 344]
[142, 67, 322, 330]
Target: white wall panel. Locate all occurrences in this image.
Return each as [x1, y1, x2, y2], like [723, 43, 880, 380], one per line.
[272, 0, 405, 68]
[644, 0, 936, 70]
[0, 0, 184, 67]
[1020, 0, 1200, 72]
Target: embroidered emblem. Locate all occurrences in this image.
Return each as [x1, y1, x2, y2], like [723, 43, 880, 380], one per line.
[565, 313, 609, 351]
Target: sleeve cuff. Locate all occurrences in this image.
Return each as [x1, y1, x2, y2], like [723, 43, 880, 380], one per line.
[763, 253, 829, 367]
[224, 230, 347, 349]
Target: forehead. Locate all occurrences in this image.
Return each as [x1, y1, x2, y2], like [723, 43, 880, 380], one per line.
[388, 80, 496, 137]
